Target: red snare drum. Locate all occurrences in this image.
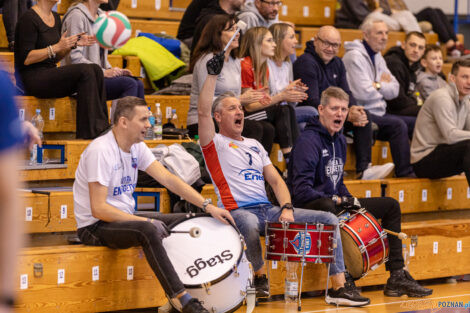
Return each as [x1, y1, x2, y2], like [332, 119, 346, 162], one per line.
[265, 222, 336, 263]
[340, 209, 389, 279]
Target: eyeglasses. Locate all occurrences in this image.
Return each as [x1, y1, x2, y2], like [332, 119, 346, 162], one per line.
[260, 0, 282, 6]
[316, 36, 341, 50]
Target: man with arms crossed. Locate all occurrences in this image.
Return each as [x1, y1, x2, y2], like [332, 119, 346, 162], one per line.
[73, 96, 233, 313]
[197, 54, 370, 307]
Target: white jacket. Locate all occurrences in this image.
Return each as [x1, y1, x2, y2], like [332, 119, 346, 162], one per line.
[342, 39, 399, 116]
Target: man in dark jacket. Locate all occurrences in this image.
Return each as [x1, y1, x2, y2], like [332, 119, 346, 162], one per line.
[294, 26, 394, 180]
[384, 31, 426, 136]
[287, 86, 433, 298]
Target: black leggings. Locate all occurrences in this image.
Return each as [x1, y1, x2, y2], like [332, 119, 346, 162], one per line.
[20, 63, 109, 139]
[413, 139, 470, 186]
[303, 197, 404, 272]
[416, 7, 457, 43]
[187, 119, 275, 154]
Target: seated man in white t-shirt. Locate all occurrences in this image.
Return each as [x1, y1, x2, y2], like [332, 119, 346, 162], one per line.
[196, 54, 370, 307]
[73, 96, 233, 313]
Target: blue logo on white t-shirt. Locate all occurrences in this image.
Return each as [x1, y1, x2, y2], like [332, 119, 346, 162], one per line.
[239, 169, 264, 181]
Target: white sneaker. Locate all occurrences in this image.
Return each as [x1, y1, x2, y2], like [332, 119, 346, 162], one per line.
[361, 163, 394, 180]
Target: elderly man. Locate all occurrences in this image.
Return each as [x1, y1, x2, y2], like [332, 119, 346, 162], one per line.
[411, 59, 470, 186]
[343, 19, 414, 178]
[294, 25, 394, 180]
[287, 86, 433, 299]
[197, 53, 371, 307]
[73, 96, 234, 313]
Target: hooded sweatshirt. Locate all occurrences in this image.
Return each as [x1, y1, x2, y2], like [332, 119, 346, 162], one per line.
[411, 83, 470, 163]
[384, 46, 421, 116]
[293, 40, 357, 108]
[287, 117, 351, 208]
[237, 1, 278, 31]
[342, 39, 399, 116]
[62, 3, 111, 70]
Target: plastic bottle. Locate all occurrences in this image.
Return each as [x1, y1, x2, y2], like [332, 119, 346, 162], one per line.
[402, 244, 409, 271]
[194, 135, 200, 145]
[145, 106, 155, 140]
[415, 92, 424, 106]
[154, 103, 163, 140]
[284, 262, 299, 304]
[171, 109, 179, 128]
[30, 109, 44, 165]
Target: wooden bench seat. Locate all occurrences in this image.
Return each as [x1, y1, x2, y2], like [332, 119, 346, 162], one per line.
[277, 0, 335, 26]
[130, 19, 180, 38]
[16, 245, 166, 313]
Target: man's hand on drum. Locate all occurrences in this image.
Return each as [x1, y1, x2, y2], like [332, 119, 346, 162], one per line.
[279, 207, 294, 223]
[339, 196, 361, 211]
[206, 204, 235, 225]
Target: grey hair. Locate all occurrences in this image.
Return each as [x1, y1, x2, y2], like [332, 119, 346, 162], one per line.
[212, 91, 238, 115]
[360, 18, 386, 34]
[320, 87, 349, 107]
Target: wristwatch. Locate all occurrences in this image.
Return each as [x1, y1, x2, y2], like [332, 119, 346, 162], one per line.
[202, 198, 212, 212]
[281, 203, 294, 212]
[374, 81, 382, 90]
[332, 195, 339, 204]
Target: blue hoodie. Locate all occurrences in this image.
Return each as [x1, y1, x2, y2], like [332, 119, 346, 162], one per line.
[287, 117, 351, 208]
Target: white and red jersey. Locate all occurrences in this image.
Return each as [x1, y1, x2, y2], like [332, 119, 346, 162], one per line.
[202, 134, 272, 210]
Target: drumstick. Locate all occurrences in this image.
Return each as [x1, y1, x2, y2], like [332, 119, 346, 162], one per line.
[223, 21, 247, 52]
[383, 228, 407, 240]
[170, 227, 201, 238]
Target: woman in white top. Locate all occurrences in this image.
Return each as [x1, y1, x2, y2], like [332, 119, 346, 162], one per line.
[268, 23, 313, 132]
[188, 14, 275, 153]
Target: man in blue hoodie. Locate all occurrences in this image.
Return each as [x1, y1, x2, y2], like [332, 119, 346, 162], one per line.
[293, 25, 394, 180]
[287, 86, 433, 298]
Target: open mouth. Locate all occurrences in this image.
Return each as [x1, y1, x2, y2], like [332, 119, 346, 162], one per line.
[235, 118, 242, 125]
[333, 119, 342, 126]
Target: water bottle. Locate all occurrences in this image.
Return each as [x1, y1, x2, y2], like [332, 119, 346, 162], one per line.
[30, 109, 44, 165]
[171, 109, 179, 128]
[402, 244, 409, 271]
[154, 103, 163, 140]
[415, 91, 424, 106]
[284, 262, 299, 303]
[145, 106, 155, 140]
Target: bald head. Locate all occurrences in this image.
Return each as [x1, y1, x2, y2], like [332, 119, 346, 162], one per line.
[314, 26, 341, 64]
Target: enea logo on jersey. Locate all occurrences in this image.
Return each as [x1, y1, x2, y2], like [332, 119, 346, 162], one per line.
[250, 146, 260, 154]
[239, 169, 264, 181]
[229, 142, 239, 149]
[289, 232, 312, 255]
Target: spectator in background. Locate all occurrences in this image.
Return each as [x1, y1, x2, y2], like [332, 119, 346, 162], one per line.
[1, 0, 30, 51]
[62, 0, 144, 100]
[411, 60, 470, 186]
[416, 45, 446, 101]
[240, 26, 299, 162]
[294, 25, 394, 180]
[383, 31, 426, 136]
[188, 14, 275, 153]
[184, 0, 244, 52]
[237, 0, 279, 30]
[343, 19, 414, 178]
[14, 0, 109, 139]
[268, 23, 309, 129]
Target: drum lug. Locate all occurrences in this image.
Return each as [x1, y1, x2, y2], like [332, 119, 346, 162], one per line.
[365, 223, 369, 228]
[359, 245, 367, 254]
[357, 227, 362, 233]
[411, 235, 418, 247]
[203, 282, 212, 295]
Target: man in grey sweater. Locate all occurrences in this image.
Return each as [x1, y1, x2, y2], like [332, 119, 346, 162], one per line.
[411, 59, 470, 185]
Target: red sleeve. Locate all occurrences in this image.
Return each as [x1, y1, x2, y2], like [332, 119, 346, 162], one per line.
[241, 57, 255, 89]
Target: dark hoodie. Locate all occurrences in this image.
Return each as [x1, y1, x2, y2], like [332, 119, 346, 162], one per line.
[384, 46, 421, 116]
[293, 40, 357, 109]
[287, 117, 351, 208]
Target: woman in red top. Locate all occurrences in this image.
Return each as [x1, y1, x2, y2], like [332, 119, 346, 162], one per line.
[240, 27, 300, 163]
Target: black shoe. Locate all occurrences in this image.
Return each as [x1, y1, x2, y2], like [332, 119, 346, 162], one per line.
[8, 41, 14, 52]
[181, 298, 209, 313]
[384, 269, 433, 297]
[325, 286, 370, 307]
[254, 274, 269, 298]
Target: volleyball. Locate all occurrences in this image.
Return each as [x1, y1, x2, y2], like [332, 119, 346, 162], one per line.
[93, 11, 131, 50]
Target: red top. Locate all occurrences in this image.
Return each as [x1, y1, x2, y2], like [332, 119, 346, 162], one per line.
[241, 56, 269, 90]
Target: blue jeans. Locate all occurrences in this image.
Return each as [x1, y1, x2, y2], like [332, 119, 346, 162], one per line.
[295, 106, 318, 132]
[230, 204, 345, 275]
[105, 76, 145, 100]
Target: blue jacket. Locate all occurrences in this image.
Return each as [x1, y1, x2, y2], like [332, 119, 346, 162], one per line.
[293, 40, 357, 108]
[287, 117, 351, 207]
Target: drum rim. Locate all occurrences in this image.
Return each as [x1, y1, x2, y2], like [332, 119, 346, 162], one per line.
[168, 214, 246, 289]
[168, 292, 245, 313]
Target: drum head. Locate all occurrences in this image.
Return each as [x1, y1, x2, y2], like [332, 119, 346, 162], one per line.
[163, 216, 243, 286]
[340, 229, 364, 279]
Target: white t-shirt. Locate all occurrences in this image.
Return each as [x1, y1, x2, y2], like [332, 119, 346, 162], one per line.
[201, 134, 271, 210]
[73, 130, 156, 228]
[267, 58, 293, 97]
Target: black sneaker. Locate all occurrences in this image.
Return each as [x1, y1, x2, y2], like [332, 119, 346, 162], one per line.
[254, 274, 269, 298]
[325, 280, 370, 307]
[384, 269, 433, 297]
[181, 298, 209, 313]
